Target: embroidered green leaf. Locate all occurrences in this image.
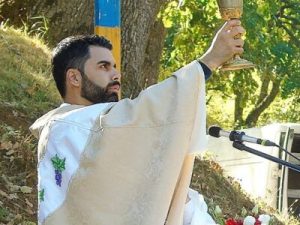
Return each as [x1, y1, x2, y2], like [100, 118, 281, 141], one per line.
[51, 154, 66, 172]
[39, 189, 45, 202]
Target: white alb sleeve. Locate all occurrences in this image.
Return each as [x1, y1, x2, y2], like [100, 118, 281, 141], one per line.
[188, 62, 208, 154]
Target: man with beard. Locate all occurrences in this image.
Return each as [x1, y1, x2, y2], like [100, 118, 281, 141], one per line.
[30, 19, 245, 225]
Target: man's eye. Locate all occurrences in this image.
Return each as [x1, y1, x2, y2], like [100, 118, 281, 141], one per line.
[100, 64, 108, 69]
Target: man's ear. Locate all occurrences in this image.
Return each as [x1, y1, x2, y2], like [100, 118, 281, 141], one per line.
[66, 69, 82, 87]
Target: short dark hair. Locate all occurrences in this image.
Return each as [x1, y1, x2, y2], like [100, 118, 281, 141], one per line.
[51, 35, 113, 97]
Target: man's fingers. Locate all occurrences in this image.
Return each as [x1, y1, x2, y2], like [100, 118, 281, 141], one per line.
[234, 46, 244, 55]
[229, 26, 246, 37]
[222, 19, 241, 31]
[234, 38, 244, 47]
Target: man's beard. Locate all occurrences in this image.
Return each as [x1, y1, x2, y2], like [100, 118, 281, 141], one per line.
[80, 72, 120, 104]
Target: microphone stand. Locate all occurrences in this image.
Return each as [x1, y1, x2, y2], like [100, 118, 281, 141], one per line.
[232, 141, 300, 173]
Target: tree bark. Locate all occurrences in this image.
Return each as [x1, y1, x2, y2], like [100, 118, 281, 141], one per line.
[29, 0, 94, 46]
[140, 19, 167, 88]
[234, 92, 244, 129]
[257, 75, 271, 104]
[0, 0, 29, 26]
[245, 80, 281, 127]
[0, 0, 94, 46]
[121, 0, 168, 98]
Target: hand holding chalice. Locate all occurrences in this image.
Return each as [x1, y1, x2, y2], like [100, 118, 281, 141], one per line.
[217, 0, 255, 71]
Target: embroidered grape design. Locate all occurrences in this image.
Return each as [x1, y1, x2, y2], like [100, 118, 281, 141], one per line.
[55, 170, 62, 186]
[51, 154, 66, 187]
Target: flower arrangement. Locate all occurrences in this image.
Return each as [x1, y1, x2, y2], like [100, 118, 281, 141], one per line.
[211, 205, 272, 225]
[225, 214, 271, 225]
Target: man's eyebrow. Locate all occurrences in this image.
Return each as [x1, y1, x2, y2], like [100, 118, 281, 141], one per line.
[97, 60, 117, 68]
[97, 60, 111, 65]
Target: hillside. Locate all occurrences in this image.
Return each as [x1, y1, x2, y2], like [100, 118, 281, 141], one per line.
[0, 25, 60, 224]
[0, 25, 298, 224]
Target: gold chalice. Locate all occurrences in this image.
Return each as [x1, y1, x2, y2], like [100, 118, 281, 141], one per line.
[217, 0, 255, 71]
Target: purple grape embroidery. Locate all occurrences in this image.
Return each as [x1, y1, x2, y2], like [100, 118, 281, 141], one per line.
[55, 170, 62, 186]
[51, 154, 66, 187]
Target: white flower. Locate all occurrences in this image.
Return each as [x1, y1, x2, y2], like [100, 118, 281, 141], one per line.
[214, 205, 222, 215]
[258, 214, 271, 225]
[243, 216, 256, 225]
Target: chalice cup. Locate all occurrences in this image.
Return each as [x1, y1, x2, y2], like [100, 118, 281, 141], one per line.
[217, 0, 255, 71]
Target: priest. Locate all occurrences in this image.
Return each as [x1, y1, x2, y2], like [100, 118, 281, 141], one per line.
[30, 19, 245, 225]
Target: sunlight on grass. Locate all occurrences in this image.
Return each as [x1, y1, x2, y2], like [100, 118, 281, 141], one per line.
[0, 24, 60, 121]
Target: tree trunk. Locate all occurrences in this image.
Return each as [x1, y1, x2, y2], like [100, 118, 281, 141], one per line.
[0, 0, 94, 46]
[29, 0, 94, 46]
[140, 19, 167, 88]
[0, 0, 29, 26]
[257, 75, 271, 104]
[121, 0, 168, 98]
[245, 80, 281, 127]
[234, 92, 244, 129]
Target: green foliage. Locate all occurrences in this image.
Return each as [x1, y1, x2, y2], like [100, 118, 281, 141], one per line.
[259, 93, 300, 124]
[0, 207, 9, 221]
[159, 0, 300, 128]
[159, 0, 220, 80]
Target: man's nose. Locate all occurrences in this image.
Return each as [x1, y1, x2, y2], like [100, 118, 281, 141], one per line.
[112, 68, 121, 81]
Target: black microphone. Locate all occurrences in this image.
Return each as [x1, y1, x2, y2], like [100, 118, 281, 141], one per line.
[208, 126, 276, 146]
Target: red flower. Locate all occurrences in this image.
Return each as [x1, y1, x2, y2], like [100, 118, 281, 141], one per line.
[254, 218, 262, 225]
[226, 218, 238, 225]
[236, 219, 243, 225]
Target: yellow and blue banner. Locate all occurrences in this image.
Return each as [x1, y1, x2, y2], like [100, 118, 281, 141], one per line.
[95, 0, 121, 70]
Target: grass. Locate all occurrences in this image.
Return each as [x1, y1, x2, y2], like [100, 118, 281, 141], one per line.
[0, 23, 60, 125]
[0, 207, 9, 221]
